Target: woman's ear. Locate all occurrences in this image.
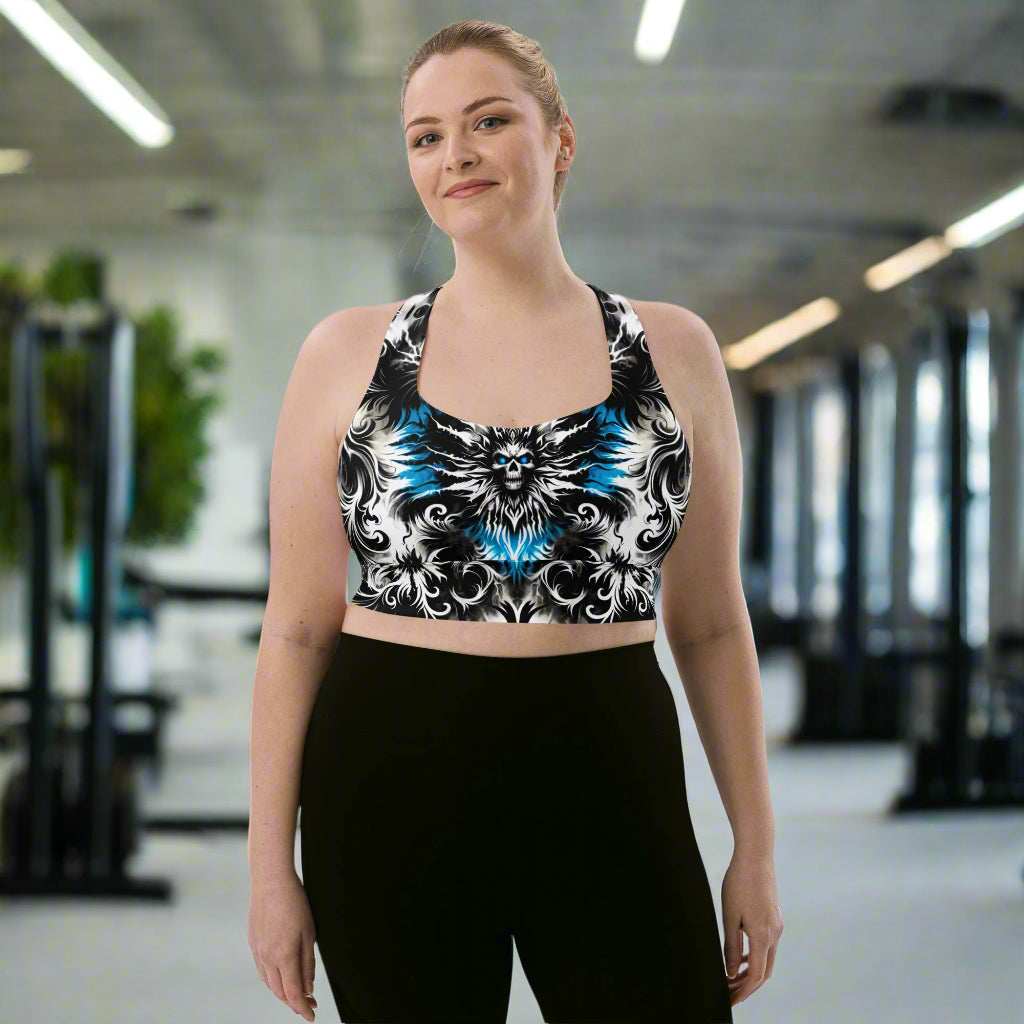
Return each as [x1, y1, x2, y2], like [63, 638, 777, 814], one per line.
[557, 115, 576, 164]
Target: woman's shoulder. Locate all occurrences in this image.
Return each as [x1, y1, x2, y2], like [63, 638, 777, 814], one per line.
[627, 297, 723, 451]
[304, 296, 412, 358]
[630, 297, 721, 379]
[628, 296, 714, 339]
[336, 292, 432, 341]
[305, 300, 415, 449]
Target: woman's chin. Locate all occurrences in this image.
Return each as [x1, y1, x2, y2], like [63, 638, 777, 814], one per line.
[446, 211, 511, 239]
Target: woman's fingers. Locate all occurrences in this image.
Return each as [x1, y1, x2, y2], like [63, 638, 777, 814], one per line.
[730, 932, 771, 1005]
[249, 872, 320, 1017]
[266, 963, 287, 1003]
[727, 951, 748, 991]
[257, 958, 314, 1020]
[251, 951, 269, 989]
[280, 955, 316, 1020]
[764, 937, 777, 979]
[302, 932, 317, 1007]
[748, 931, 770, 987]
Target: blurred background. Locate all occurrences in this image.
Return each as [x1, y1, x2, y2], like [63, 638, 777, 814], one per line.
[0, 1, 1022, 1021]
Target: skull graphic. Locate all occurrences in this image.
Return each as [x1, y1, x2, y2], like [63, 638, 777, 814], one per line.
[492, 443, 535, 493]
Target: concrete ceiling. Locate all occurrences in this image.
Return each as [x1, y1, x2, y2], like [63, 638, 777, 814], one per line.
[1, 0, 1022, 355]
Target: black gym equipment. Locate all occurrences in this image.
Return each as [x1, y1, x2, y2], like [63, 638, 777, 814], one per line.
[90, 556, 265, 832]
[892, 304, 1024, 811]
[790, 349, 911, 742]
[746, 389, 802, 650]
[790, 340, 976, 744]
[749, 299, 1023, 808]
[118, 559, 268, 605]
[0, 300, 172, 898]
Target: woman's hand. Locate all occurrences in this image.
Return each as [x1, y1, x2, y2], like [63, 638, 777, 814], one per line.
[721, 848, 784, 1007]
[248, 868, 319, 1020]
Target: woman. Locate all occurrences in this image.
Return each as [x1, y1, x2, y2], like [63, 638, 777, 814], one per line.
[248, 19, 782, 1024]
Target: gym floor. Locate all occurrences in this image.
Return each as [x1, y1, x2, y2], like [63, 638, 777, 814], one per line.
[0, 600, 1017, 1023]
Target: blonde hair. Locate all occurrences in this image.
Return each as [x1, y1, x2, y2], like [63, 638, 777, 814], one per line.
[401, 20, 571, 213]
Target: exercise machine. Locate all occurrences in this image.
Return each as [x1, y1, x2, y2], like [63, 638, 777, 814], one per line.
[0, 299, 172, 898]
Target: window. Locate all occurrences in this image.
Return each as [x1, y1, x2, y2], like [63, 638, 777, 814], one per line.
[860, 344, 896, 618]
[808, 379, 846, 621]
[964, 309, 990, 648]
[769, 388, 800, 617]
[909, 356, 948, 615]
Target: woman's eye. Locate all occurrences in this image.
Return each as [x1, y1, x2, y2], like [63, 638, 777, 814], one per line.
[413, 115, 505, 148]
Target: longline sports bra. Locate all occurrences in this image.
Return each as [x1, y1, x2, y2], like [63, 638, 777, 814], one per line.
[337, 283, 692, 623]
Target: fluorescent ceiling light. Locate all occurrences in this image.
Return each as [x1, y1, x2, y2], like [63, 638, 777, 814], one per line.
[635, 0, 688, 64]
[864, 236, 952, 292]
[944, 180, 1024, 248]
[862, 179, 1024, 291]
[0, 0, 173, 147]
[0, 148, 33, 174]
[722, 298, 842, 371]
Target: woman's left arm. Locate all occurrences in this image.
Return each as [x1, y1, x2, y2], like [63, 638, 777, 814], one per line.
[650, 303, 783, 1007]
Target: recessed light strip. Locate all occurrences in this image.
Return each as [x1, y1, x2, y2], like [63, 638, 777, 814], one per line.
[865, 178, 1024, 292]
[722, 298, 842, 371]
[0, 0, 174, 147]
[634, 0, 688, 65]
[0, 148, 32, 174]
[944, 180, 1024, 249]
[863, 236, 953, 292]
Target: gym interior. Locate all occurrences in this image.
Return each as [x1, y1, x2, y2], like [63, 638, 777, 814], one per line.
[1, 2, 1022, 1022]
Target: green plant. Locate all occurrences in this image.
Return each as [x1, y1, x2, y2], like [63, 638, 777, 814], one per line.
[0, 249, 229, 568]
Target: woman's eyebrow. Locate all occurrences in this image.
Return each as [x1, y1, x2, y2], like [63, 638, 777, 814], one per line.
[404, 95, 514, 133]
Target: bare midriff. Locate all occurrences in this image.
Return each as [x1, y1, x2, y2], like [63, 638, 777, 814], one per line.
[340, 604, 656, 657]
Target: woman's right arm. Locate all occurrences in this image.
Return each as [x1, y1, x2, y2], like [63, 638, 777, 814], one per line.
[248, 308, 365, 1018]
[247, 307, 360, 883]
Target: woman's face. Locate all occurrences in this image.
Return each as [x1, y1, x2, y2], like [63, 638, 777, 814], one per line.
[402, 48, 567, 238]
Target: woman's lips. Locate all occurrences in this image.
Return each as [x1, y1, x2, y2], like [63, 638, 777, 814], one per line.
[447, 182, 496, 198]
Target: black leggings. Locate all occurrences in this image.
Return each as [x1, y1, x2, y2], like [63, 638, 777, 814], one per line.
[299, 632, 734, 1023]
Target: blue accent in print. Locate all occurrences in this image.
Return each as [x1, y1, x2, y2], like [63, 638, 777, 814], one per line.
[336, 284, 692, 623]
